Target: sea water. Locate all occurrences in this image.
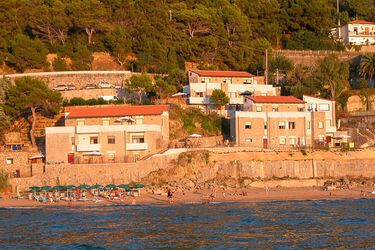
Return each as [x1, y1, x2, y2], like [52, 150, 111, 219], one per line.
[0, 199, 374, 249]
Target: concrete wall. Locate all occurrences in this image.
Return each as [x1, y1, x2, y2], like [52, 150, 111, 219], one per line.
[8, 156, 375, 192]
[347, 95, 375, 112]
[5, 71, 137, 89]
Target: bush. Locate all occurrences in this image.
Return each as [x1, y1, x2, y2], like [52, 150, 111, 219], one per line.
[0, 169, 8, 192]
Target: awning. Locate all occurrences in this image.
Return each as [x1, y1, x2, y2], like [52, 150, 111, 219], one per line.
[171, 92, 186, 97]
[189, 134, 202, 138]
[116, 116, 135, 122]
[29, 155, 45, 160]
[83, 151, 103, 156]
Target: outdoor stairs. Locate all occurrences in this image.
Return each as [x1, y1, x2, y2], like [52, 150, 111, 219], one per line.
[140, 148, 169, 161]
[355, 128, 375, 148]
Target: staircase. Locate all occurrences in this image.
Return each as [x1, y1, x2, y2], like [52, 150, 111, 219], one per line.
[350, 128, 375, 148]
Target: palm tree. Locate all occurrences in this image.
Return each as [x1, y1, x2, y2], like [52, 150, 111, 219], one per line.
[359, 54, 375, 82]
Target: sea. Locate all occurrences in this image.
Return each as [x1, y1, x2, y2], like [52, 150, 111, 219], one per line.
[0, 199, 374, 249]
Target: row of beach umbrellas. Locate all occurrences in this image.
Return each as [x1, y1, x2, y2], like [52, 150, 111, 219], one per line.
[29, 183, 145, 192]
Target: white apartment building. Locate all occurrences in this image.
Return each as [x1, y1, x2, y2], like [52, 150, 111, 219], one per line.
[336, 20, 375, 45]
[184, 70, 279, 109]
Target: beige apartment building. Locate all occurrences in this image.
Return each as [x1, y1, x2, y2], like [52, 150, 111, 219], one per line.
[184, 70, 279, 109]
[230, 96, 337, 149]
[46, 105, 169, 164]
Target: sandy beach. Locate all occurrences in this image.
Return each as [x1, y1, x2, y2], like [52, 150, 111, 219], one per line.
[1, 187, 374, 208]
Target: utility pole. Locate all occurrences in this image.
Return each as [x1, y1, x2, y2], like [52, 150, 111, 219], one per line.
[276, 68, 279, 86]
[265, 49, 268, 85]
[337, 0, 341, 40]
[169, 10, 172, 21]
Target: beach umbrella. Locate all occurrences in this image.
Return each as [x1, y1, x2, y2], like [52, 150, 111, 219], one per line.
[29, 186, 41, 192]
[90, 184, 103, 189]
[78, 184, 90, 189]
[65, 185, 76, 190]
[41, 185, 52, 191]
[132, 183, 145, 189]
[105, 184, 117, 189]
[52, 185, 65, 191]
[117, 184, 130, 190]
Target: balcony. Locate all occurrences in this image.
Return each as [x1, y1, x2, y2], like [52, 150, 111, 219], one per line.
[189, 97, 211, 104]
[126, 143, 148, 151]
[76, 144, 101, 152]
[326, 127, 337, 134]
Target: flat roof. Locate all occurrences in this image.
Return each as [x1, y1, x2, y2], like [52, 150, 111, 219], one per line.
[190, 70, 255, 78]
[65, 105, 168, 119]
[347, 20, 375, 25]
[245, 96, 305, 104]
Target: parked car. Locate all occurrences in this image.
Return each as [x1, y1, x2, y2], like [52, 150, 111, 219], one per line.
[113, 84, 123, 89]
[98, 81, 113, 88]
[66, 84, 76, 90]
[82, 84, 97, 90]
[53, 84, 69, 91]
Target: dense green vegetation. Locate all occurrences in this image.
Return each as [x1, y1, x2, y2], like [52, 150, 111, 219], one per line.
[1, 0, 374, 73]
[2, 77, 62, 146]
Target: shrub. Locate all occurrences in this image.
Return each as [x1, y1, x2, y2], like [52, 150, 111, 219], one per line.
[0, 169, 8, 192]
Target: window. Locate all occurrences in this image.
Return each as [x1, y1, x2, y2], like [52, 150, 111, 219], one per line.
[108, 136, 115, 144]
[11, 145, 22, 151]
[71, 137, 75, 145]
[272, 107, 279, 112]
[256, 106, 262, 112]
[279, 137, 286, 145]
[298, 107, 304, 112]
[77, 119, 85, 126]
[90, 136, 98, 144]
[245, 138, 252, 143]
[289, 122, 295, 129]
[278, 121, 285, 129]
[318, 121, 324, 129]
[326, 119, 332, 127]
[245, 122, 252, 129]
[102, 119, 110, 126]
[319, 104, 330, 111]
[107, 152, 115, 160]
[6, 158, 13, 164]
[264, 122, 267, 129]
[307, 121, 311, 129]
[135, 116, 144, 125]
[197, 92, 204, 97]
[289, 137, 296, 145]
[132, 135, 145, 143]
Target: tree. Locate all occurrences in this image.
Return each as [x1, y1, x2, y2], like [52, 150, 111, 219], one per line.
[210, 89, 229, 113]
[29, 0, 71, 45]
[104, 27, 132, 67]
[154, 76, 177, 101]
[0, 77, 11, 142]
[0, 168, 8, 192]
[125, 74, 153, 103]
[71, 43, 93, 70]
[7, 34, 48, 72]
[52, 56, 69, 71]
[312, 54, 349, 101]
[3, 77, 62, 147]
[284, 65, 318, 97]
[359, 54, 375, 82]
[174, 3, 212, 39]
[70, 0, 111, 45]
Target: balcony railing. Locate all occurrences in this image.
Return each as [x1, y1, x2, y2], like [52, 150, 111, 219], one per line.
[76, 144, 101, 152]
[126, 143, 148, 151]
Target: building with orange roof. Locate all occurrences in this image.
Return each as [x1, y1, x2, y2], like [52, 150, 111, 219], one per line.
[45, 105, 169, 164]
[335, 20, 375, 45]
[184, 70, 279, 111]
[230, 95, 338, 149]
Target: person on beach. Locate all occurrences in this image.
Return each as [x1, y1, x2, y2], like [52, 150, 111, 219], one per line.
[167, 189, 174, 204]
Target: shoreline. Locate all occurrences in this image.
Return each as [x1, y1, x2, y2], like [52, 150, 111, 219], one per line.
[1, 187, 374, 208]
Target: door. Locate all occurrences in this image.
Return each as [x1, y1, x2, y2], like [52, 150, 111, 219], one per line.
[263, 138, 268, 149]
[68, 153, 74, 164]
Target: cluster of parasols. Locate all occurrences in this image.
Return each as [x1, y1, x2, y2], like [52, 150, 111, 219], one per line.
[29, 183, 145, 193]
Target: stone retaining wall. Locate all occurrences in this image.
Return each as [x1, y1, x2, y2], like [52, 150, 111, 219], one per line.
[8, 157, 375, 192]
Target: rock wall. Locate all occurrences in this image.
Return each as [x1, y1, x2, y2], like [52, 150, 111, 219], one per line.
[8, 151, 375, 192]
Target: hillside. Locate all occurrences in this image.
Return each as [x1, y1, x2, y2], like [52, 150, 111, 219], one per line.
[1, 0, 374, 74]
